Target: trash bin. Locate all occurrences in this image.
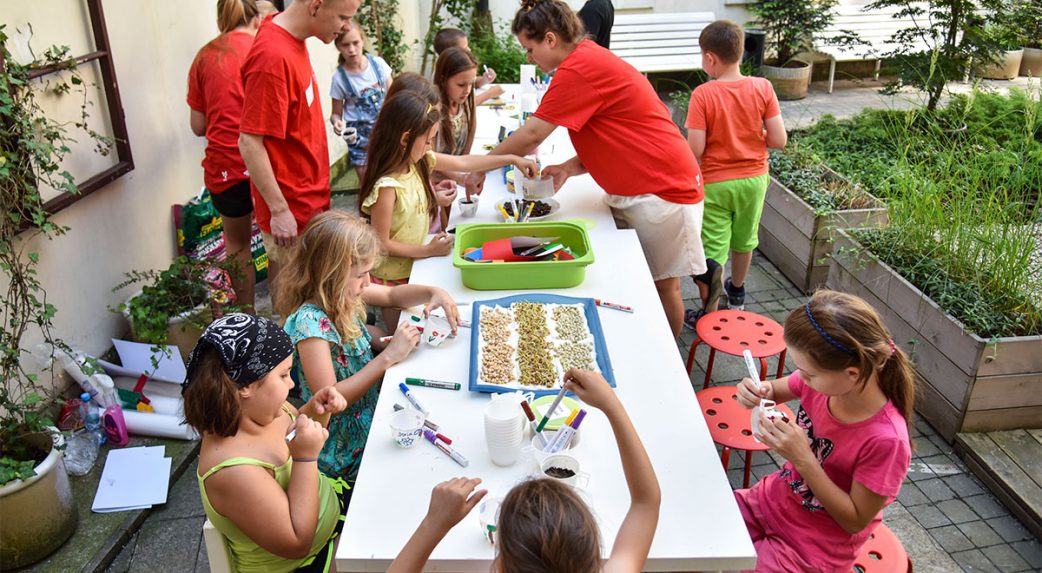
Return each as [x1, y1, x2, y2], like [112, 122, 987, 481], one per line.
[743, 29, 767, 68]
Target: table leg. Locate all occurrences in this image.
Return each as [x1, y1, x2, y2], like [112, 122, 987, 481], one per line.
[702, 348, 717, 390]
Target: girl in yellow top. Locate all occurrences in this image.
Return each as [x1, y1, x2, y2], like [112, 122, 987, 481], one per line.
[359, 91, 537, 328]
[182, 314, 349, 573]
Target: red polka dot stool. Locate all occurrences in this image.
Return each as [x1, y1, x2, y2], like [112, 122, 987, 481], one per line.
[853, 523, 912, 573]
[696, 385, 794, 489]
[686, 310, 787, 390]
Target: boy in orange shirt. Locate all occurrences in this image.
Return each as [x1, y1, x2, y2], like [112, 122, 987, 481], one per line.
[684, 20, 787, 327]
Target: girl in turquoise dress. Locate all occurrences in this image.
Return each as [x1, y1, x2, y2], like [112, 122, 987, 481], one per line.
[276, 210, 460, 482]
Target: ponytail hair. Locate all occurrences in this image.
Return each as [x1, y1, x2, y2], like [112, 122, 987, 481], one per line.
[433, 47, 478, 155]
[783, 290, 916, 426]
[181, 346, 243, 437]
[512, 0, 586, 44]
[217, 0, 260, 34]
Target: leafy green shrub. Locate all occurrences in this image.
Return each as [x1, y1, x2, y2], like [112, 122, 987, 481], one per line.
[468, 20, 528, 84]
[769, 145, 877, 213]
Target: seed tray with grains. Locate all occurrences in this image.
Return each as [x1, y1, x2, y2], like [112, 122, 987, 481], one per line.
[469, 294, 616, 397]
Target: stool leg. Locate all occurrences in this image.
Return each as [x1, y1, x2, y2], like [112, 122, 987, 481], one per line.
[686, 339, 701, 375]
[758, 357, 768, 381]
[776, 349, 787, 380]
[703, 348, 717, 390]
[743, 450, 754, 488]
[720, 446, 731, 471]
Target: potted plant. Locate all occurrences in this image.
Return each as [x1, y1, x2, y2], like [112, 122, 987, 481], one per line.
[1014, 0, 1042, 76]
[0, 29, 112, 567]
[113, 256, 240, 362]
[748, 0, 837, 100]
[975, 22, 1025, 79]
[759, 145, 887, 293]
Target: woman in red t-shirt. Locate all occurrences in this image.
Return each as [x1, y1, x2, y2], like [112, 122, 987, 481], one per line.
[467, 0, 707, 340]
[187, 0, 266, 311]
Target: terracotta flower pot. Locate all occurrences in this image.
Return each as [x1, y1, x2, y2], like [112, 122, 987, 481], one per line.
[976, 49, 1024, 80]
[1020, 47, 1042, 77]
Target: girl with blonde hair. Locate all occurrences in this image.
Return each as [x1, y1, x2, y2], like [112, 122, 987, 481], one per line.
[275, 210, 459, 482]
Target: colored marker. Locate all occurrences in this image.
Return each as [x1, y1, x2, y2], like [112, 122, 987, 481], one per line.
[423, 429, 469, 467]
[285, 429, 296, 442]
[393, 403, 439, 431]
[398, 383, 429, 416]
[405, 377, 460, 391]
[594, 299, 633, 313]
[520, 401, 547, 448]
[535, 380, 568, 434]
[379, 324, 426, 343]
[742, 349, 762, 383]
[497, 203, 512, 222]
[546, 409, 586, 453]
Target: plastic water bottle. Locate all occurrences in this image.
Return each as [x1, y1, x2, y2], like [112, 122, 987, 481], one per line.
[82, 392, 106, 447]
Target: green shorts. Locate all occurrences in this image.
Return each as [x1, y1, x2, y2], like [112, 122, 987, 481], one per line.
[700, 174, 770, 265]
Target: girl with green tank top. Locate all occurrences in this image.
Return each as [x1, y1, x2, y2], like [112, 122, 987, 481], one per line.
[182, 314, 351, 573]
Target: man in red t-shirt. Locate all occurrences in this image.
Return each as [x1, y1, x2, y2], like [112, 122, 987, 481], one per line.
[239, 0, 360, 296]
[467, 1, 705, 339]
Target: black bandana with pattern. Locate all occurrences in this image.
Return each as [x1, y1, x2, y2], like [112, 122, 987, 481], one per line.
[183, 313, 293, 392]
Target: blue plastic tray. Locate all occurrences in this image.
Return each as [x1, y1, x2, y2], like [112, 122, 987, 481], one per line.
[469, 294, 616, 397]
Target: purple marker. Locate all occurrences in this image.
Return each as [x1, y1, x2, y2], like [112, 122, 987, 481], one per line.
[545, 409, 586, 453]
[423, 429, 469, 467]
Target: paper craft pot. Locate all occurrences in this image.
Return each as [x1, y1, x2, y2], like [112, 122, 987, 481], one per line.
[541, 453, 589, 488]
[478, 497, 503, 544]
[423, 315, 452, 347]
[458, 196, 479, 218]
[452, 222, 594, 290]
[389, 409, 424, 448]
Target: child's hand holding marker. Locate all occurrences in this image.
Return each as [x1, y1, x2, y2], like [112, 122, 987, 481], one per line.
[286, 414, 327, 461]
[563, 369, 620, 413]
[384, 324, 421, 365]
[308, 386, 348, 417]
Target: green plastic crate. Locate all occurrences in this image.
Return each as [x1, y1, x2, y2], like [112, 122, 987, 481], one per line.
[452, 220, 595, 290]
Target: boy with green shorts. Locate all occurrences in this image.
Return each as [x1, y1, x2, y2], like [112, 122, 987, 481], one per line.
[684, 20, 787, 326]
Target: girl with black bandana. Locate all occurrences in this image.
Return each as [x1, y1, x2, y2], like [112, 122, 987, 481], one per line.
[182, 314, 350, 573]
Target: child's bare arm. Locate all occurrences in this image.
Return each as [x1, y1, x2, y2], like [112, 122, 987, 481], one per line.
[329, 99, 345, 134]
[473, 84, 504, 106]
[297, 333, 417, 406]
[564, 370, 660, 573]
[765, 114, 787, 149]
[388, 478, 488, 573]
[686, 129, 706, 163]
[370, 187, 449, 258]
[434, 152, 537, 178]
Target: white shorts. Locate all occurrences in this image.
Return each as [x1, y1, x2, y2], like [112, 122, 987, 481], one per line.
[604, 193, 707, 281]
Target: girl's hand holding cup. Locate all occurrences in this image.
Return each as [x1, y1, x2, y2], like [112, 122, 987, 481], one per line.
[426, 232, 454, 256]
[434, 180, 458, 207]
[288, 414, 327, 460]
[736, 377, 771, 410]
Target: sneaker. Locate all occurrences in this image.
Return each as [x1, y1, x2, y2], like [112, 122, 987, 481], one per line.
[684, 308, 706, 330]
[725, 278, 746, 310]
[704, 259, 724, 313]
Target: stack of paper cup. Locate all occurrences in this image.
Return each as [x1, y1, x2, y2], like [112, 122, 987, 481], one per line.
[484, 396, 525, 466]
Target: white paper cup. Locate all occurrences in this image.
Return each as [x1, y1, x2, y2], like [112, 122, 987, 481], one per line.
[523, 427, 580, 467]
[478, 496, 503, 544]
[458, 196, 479, 218]
[389, 408, 424, 448]
[342, 126, 358, 144]
[423, 315, 452, 347]
[541, 453, 589, 488]
[484, 396, 524, 466]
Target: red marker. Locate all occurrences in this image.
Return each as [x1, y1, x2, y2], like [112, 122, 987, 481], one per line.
[594, 299, 633, 313]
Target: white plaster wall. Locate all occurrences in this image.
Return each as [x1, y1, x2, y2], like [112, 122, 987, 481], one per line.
[3, 1, 343, 391]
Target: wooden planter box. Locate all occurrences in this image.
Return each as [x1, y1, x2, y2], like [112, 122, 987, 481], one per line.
[759, 169, 888, 293]
[828, 230, 1042, 442]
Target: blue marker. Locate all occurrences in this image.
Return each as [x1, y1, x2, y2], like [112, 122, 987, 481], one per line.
[399, 383, 429, 416]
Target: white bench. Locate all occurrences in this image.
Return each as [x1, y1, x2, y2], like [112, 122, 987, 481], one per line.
[610, 12, 715, 74]
[810, 3, 931, 93]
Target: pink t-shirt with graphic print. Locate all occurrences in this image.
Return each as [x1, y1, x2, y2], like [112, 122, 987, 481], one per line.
[750, 371, 911, 571]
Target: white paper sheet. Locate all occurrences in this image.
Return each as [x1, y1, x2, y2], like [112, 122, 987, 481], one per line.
[91, 446, 172, 513]
[105, 339, 187, 384]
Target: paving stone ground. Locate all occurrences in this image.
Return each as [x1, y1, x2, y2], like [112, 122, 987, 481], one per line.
[103, 78, 1041, 572]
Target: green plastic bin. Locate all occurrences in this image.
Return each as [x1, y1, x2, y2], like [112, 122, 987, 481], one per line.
[452, 220, 595, 290]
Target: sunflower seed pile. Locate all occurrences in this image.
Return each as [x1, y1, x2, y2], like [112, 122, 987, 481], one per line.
[513, 302, 557, 387]
[479, 307, 515, 384]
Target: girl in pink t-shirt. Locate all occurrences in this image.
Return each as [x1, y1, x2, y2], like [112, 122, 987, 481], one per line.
[735, 289, 914, 572]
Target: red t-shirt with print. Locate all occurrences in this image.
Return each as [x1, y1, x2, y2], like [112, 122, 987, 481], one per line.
[240, 15, 330, 233]
[187, 30, 253, 193]
[534, 40, 702, 204]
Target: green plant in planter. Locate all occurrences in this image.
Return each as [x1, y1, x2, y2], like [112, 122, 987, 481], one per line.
[747, 0, 838, 66]
[1, 27, 113, 484]
[768, 145, 876, 213]
[467, 19, 528, 84]
[113, 255, 240, 346]
[1014, 0, 1042, 49]
[354, 0, 408, 73]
